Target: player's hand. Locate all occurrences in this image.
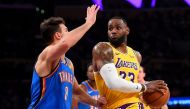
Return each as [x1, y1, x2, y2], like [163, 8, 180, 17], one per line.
[85, 4, 100, 26]
[145, 80, 167, 94]
[96, 96, 107, 107]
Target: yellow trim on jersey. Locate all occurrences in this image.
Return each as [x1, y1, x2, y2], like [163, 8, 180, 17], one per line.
[143, 104, 151, 109]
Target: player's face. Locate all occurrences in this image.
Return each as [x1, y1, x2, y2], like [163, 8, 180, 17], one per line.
[138, 68, 145, 83]
[87, 65, 95, 81]
[60, 24, 68, 36]
[107, 19, 129, 47]
[54, 24, 68, 41]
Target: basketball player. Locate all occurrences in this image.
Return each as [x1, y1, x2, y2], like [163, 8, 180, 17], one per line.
[28, 5, 106, 109]
[138, 66, 168, 109]
[73, 63, 99, 109]
[92, 16, 167, 109]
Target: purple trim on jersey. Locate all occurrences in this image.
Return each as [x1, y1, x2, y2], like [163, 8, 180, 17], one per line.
[117, 103, 133, 109]
[117, 102, 144, 109]
[138, 102, 144, 109]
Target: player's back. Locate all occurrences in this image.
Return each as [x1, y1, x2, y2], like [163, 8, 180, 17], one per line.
[94, 43, 141, 108]
[28, 58, 74, 109]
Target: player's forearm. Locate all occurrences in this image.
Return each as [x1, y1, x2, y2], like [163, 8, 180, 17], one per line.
[100, 63, 145, 93]
[63, 22, 93, 47]
[46, 22, 93, 61]
[108, 77, 142, 93]
[74, 87, 98, 106]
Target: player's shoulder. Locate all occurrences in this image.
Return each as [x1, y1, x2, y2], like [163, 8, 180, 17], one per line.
[128, 47, 142, 63]
[131, 49, 141, 57]
[94, 41, 109, 47]
[64, 56, 74, 72]
[80, 81, 87, 86]
[37, 46, 49, 61]
[37, 45, 55, 62]
[79, 82, 88, 92]
[64, 56, 73, 66]
[64, 56, 72, 63]
[93, 42, 112, 52]
[126, 45, 135, 51]
[92, 42, 114, 62]
[126, 46, 140, 55]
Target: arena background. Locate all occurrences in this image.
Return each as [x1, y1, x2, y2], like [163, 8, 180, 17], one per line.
[0, 0, 190, 108]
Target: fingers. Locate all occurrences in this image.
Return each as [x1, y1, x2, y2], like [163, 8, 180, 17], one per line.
[91, 4, 96, 11]
[87, 7, 90, 15]
[97, 97, 107, 107]
[158, 85, 168, 90]
[87, 4, 99, 14]
[146, 80, 168, 93]
[154, 88, 164, 94]
[85, 4, 99, 25]
[151, 80, 167, 86]
[95, 5, 100, 13]
[155, 86, 168, 95]
[151, 80, 165, 84]
[99, 97, 107, 104]
[101, 98, 107, 105]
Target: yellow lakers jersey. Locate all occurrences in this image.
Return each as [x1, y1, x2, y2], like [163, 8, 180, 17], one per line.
[143, 104, 151, 109]
[95, 43, 141, 109]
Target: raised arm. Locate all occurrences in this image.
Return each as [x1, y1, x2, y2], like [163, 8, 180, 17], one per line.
[35, 5, 99, 77]
[45, 5, 100, 61]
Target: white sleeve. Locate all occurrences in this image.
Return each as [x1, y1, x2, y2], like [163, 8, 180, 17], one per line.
[99, 63, 142, 93]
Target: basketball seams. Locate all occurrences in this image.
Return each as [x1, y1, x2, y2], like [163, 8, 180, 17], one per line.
[147, 94, 164, 106]
[143, 88, 170, 108]
[149, 90, 170, 108]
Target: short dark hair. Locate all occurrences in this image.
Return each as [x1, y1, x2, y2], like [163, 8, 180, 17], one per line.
[109, 16, 127, 25]
[40, 17, 65, 45]
[87, 62, 92, 68]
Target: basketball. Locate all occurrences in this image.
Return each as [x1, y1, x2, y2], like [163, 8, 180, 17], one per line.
[142, 87, 170, 108]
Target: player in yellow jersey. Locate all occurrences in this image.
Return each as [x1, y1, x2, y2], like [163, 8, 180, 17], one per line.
[92, 16, 167, 109]
[138, 66, 168, 109]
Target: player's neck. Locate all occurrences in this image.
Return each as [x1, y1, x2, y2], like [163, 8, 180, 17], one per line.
[51, 39, 59, 45]
[88, 80, 97, 90]
[115, 43, 127, 54]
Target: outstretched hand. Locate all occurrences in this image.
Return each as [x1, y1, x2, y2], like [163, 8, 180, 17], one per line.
[85, 4, 100, 26]
[145, 80, 168, 94]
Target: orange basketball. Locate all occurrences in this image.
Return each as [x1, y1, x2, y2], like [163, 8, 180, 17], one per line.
[142, 87, 170, 108]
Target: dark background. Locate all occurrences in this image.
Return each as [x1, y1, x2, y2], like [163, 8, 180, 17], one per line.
[0, 0, 190, 108]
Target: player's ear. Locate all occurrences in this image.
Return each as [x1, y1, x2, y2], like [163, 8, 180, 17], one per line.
[54, 32, 62, 40]
[126, 26, 130, 35]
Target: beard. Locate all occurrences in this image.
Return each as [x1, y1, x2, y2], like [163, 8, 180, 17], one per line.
[108, 35, 126, 47]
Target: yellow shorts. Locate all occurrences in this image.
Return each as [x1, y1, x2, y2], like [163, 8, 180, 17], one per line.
[115, 102, 144, 109]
